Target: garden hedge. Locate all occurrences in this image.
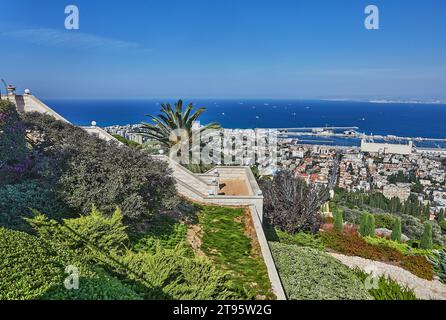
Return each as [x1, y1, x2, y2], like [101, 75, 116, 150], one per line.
[270, 242, 372, 300]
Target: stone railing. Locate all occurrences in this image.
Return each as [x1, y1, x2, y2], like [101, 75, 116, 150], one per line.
[6, 94, 122, 144]
[11, 94, 71, 123]
[81, 126, 123, 143]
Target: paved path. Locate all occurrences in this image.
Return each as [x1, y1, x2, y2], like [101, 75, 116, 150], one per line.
[329, 253, 446, 300]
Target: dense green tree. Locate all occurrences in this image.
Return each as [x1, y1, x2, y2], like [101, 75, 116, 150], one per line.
[0, 180, 70, 232]
[0, 100, 28, 183]
[23, 112, 176, 221]
[112, 134, 142, 149]
[374, 213, 395, 229]
[438, 209, 445, 223]
[439, 221, 446, 232]
[411, 182, 424, 194]
[365, 214, 376, 237]
[335, 189, 431, 220]
[359, 213, 369, 236]
[334, 209, 344, 232]
[391, 218, 402, 243]
[423, 205, 431, 221]
[420, 223, 433, 250]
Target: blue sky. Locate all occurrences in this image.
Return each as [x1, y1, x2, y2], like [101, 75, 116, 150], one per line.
[1, 0, 445, 100]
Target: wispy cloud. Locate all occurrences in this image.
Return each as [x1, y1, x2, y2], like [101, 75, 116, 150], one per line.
[1, 28, 151, 53]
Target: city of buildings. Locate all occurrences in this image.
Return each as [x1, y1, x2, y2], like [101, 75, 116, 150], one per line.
[105, 124, 446, 218]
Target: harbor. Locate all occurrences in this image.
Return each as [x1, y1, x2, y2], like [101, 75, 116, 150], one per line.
[276, 127, 446, 150]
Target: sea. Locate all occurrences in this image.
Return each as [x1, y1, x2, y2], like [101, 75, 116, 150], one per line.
[43, 99, 446, 148]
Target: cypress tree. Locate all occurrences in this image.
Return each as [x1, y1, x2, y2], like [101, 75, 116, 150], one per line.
[423, 206, 431, 221]
[420, 223, 433, 250]
[366, 214, 376, 237]
[438, 209, 445, 223]
[334, 209, 344, 232]
[391, 218, 402, 243]
[359, 213, 368, 236]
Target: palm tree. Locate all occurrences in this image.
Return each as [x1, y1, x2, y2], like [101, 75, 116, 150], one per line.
[142, 100, 220, 148]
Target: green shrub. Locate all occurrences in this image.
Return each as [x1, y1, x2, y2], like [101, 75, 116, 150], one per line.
[365, 214, 376, 237]
[334, 209, 344, 232]
[438, 209, 445, 223]
[23, 112, 176, 221]
[420, 223, 433, 250]
[27, 206, 129, 255]
[41, 268, 143, 300]
[428, 249, 446, 284]
[359, 213, 368, 236]
[430, 222, 446, 247]
[440, 221, 446, 232]
[364, 236, 434, 257]
[364, 236, 409, 255]
[391, 218, 402, 243]
[27, 209, 240, 300]
[360, 213, 375, 237]
[353, 269, 417, 300]
[342, 207, 363, 224]
[275, 229, 324, 250]
[269, 242, 372, 300]
[0, 100, 29, 183]
[0, 180, 71, 231]
[0, 227, 140, 300]
[133, 215, 189, 253]
[120, 245, 236, 300]
[112, 134, 142, 149]
[375, 213, 396, 229]
[401, 214, 446, 247]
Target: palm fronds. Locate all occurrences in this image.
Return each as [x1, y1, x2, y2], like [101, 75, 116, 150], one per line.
[142, 100, 220, 148]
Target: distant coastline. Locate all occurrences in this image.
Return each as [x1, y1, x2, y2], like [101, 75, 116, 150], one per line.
[321, 98, 446, 105]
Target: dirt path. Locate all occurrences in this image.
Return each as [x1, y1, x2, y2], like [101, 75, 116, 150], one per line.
[329, 253, 446, 300]
[186, 225, 205, 257]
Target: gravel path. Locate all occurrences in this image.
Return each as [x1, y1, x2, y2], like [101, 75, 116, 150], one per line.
[329, 253, 446, 300]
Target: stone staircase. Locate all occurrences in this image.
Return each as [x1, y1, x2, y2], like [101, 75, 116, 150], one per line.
[166, 160, 212, 195]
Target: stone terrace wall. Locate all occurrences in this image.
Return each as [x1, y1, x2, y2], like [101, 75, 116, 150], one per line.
[153, 155, 286, 300]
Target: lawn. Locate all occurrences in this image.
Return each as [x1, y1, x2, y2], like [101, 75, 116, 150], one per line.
[130, 205, 275, 300]
[197, 205, 275, 300]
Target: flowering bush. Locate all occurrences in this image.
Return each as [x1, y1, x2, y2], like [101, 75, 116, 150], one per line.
[320, 229, 434, 280]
